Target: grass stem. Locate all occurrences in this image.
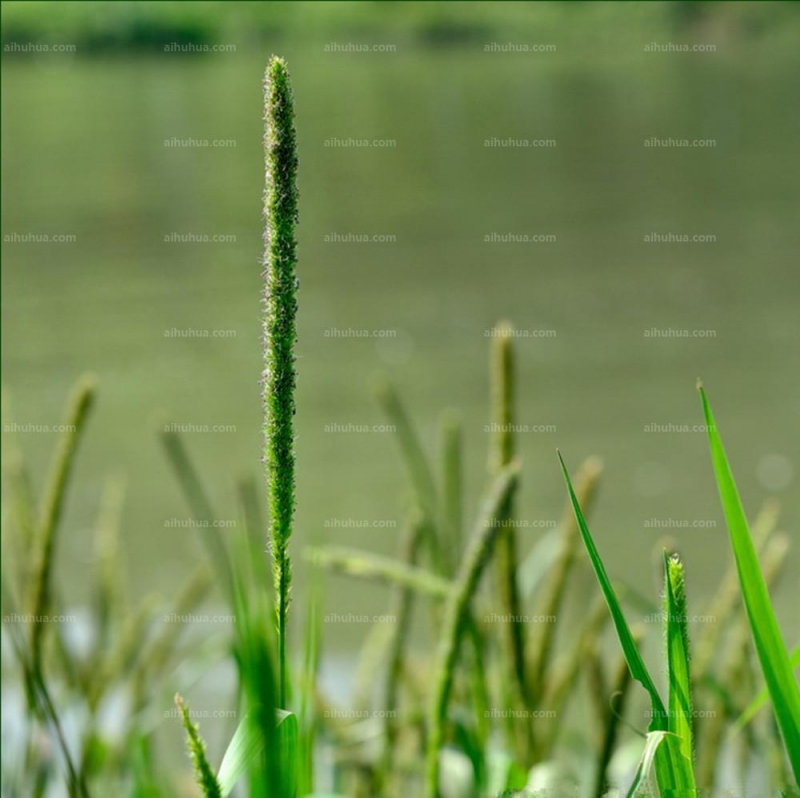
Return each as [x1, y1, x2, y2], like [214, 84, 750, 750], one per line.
[27, 375, 95, 676]
[425, 460, 520, 798]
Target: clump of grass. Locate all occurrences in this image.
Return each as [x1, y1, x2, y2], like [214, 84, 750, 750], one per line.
[6, 55, 799, 798]
[263, 54, 300, 709]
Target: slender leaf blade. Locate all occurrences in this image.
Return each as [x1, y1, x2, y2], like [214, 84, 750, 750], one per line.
[699, 386, 800, 782]
[558, 452, 667, 729]
[560, 454, 697, 794]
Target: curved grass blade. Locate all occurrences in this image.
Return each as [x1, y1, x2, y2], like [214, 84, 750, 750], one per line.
[558, 452, 667, 729]
[625, 731, 668, 798]
[559, 453, 696, 793]
[217, 708, 298, 798]
[699, 385, 800, 783]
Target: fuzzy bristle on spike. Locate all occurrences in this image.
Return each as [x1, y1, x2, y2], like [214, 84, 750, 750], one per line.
[263, 55, 299, 709]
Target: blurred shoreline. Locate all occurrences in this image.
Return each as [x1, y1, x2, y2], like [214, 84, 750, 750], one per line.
[3, 1, 800, 63]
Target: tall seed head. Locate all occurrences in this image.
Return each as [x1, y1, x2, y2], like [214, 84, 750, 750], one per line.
[262, 55, 299, 704]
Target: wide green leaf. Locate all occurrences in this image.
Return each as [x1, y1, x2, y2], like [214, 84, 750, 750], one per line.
[218, 709, 298, 797]
[699, 386, 800, 783]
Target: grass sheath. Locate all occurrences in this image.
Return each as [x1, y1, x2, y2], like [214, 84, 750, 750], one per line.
[664, 553, 696, 779]
[263, 55, 299, 710]
[28, 375, 95, 676]
[425, 460, 521, 798]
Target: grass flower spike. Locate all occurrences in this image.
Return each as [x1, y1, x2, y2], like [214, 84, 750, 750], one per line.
[175, 694, 222, 798]
[263, 55, 299, 708]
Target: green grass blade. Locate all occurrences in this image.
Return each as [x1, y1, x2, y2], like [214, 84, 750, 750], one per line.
[558, 452, 667, 729]
[663, 552, 696, 789]
[275, 709, 298, 798]
[530, 455, 603, 697]
[217, 708, 297, 798]
[699, 385, 800, 782]
[560, 454, 697, 794]
[215, 706, 263, 795]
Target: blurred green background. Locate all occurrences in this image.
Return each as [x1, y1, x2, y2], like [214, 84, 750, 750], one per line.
[3, 1, 799, 652]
